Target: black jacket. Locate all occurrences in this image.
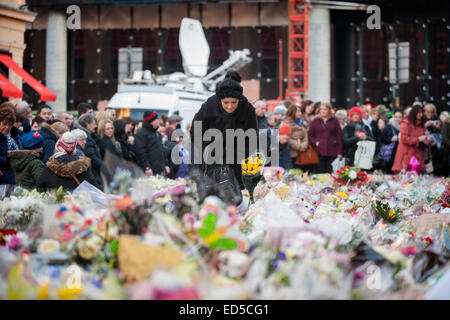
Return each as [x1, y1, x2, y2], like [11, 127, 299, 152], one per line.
[0, 127, 23, 185]
[39, 123, 60, 164]
[98, 137, 123, 159]
[134, 122, 167, 175]
[35, 154, 101, 191]
[189, 95, 258, 189]
[116, 137, 135, 162]
[257, 115, 269, 130]
[343, 121, 374, 166]
[79, 126, 104, 188]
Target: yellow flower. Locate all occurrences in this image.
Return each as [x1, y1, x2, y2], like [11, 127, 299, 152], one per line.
[204, 231, 220, 246]
[388, 210, 396, 218]
[57, 286, 82, 300]
[336, 192, 348, 199]
[37, 281, 50, 300]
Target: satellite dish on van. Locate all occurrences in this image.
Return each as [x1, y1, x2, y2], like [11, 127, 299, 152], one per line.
[179, 18, 210, 77]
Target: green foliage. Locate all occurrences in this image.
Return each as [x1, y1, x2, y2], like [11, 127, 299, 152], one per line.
[371, 200, 402, 224]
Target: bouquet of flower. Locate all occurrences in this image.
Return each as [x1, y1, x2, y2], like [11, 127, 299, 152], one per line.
[332, 166, 369, 185]
[371, 200, 402, 224]
[241, 153, 266, 204]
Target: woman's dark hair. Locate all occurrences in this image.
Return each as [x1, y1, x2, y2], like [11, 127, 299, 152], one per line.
[0, 102, 16, 124]
[286, 104, 300, 120]
[224, 69, 242, 83]
[300, 100, 314, 115]
[122, 116, 136, 130]
[36, 104, 52, 115]
[31, 116, 45, 128]
[408, 105, 424, 127]
[78, 114, 96, 128]
[113, 119, 127, 140]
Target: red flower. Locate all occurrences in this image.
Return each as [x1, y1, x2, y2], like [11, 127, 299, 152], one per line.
[425, 237, 433, 244]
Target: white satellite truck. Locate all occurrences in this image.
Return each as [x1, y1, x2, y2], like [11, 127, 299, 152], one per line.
[107, 17, 252, 128]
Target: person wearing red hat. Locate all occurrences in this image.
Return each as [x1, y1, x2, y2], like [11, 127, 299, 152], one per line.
[343, 106, 375, 166]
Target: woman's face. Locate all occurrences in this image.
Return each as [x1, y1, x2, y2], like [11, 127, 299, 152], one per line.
[125, 123, 134, 134]
[0, 120, 12, 135]
[351, 112, 361, 123]
[295, 108, 302, 120]
[77, 136, 87, 149]
[424, 110, 434, 120]
[319, 106, 330, 119]
[306, 104, 314, 115]
[371, 111, 379, 121]
[104, 122, 114, 138]
[416, 111, 423, 120]
[393, 112, 402, 124]
[221, 98, 240, 113]
[378, 119, 386, 131]
[86, 120, 97, 133]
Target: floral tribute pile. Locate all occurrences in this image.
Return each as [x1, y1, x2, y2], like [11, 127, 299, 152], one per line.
[0, 167, 449, 300]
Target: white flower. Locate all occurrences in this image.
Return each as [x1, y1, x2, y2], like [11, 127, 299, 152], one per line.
[38, 239, 61, 254]
[348, 170, 357, 180]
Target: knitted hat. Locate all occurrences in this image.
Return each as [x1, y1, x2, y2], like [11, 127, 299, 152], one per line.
[274, 104, 287, 116]
[216, 79, 243, 100]
[54, 131, 77, 157]
[349, 107, 362, 118]
[143, 111, 158, 123]
[168, 114, 183, 124]
[279, 122, 291, 136]
[22, 130, 44, 149]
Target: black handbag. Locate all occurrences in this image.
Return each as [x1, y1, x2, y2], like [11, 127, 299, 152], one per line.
[196, 164, 243, 206]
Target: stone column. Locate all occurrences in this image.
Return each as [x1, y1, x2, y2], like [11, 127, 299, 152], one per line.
[309, 6, 330, 103]
[46, 10, 67, 112]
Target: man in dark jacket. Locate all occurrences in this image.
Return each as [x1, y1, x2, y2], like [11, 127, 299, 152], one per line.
[78, 114, 104, 188]
[254, 100, 269, 130]
[39, 122, 60, 164]
[134, 111, 170, 176]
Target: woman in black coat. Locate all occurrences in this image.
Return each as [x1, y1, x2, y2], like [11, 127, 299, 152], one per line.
[97, 120, 123, 159]
[113, 119, 135, 162]
[343, 107, 375, 166]
[189, 79, 258, 191]
[380, 111, 402, 173]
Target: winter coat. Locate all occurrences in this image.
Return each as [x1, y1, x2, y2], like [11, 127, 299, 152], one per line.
[78, 127, 104, 188]
[257, 115, 269, 130]
[0, 127, 23, 185]
[117, 137, 135, 162]
[39, 122, 60, 164]
[98, 136, 123, 159]
[35, 154, 101, 191]
[308, 116, 343, 158]
[279, 142, 293, 170]
[10, 153, 45, 190]
[392, 119, 427, 172]
[284, 117, 309, 158]
[189, 94, 258, 190]
[134, 122, 168, 175]
[343, 121, 374, 166]
[442, 120, 450, 153]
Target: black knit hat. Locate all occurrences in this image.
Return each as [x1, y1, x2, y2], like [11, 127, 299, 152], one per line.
[216, 79, 243, 100]
[143, 111, 158, 123]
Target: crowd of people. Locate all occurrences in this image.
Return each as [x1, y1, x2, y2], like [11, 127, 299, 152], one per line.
[255, 99, 450, 176]
[0, 100, 190, 192]
[1, 83, 449, 194]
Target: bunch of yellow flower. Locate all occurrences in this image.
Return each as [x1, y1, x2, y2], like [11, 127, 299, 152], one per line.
[242, 156, 263, 176]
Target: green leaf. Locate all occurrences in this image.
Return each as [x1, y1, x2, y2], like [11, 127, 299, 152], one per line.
[210, 238, 238, 250]
[109, 240, 119, 255]
[201, 213, 217, 234]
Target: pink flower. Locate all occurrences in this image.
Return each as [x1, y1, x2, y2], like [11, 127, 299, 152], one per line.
[6, 235, 22, 249]
[401, 246, 417, 256]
